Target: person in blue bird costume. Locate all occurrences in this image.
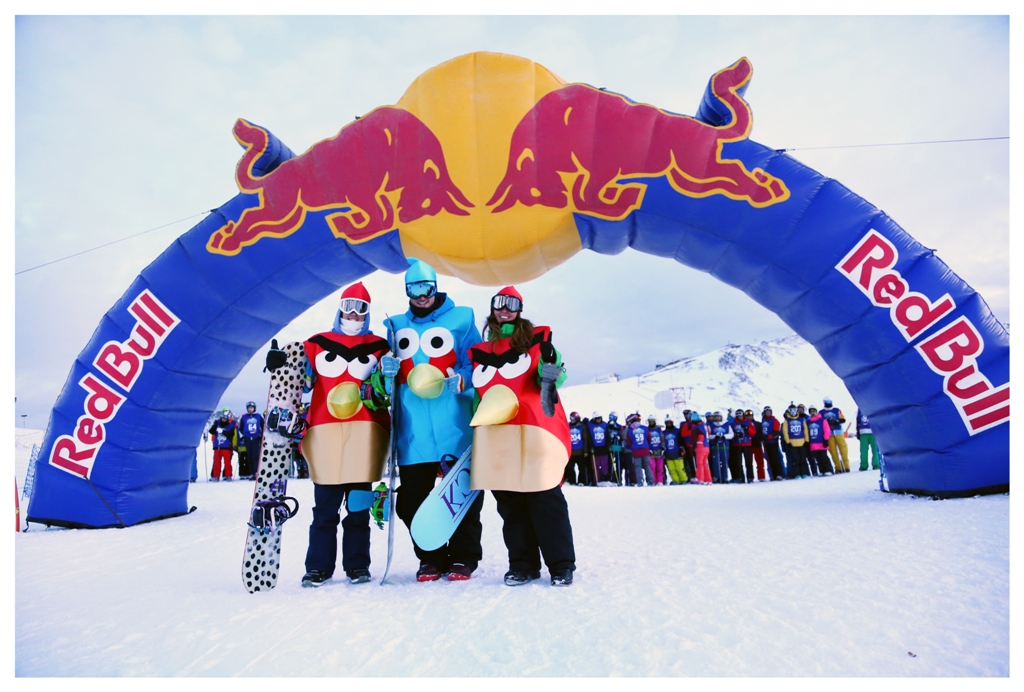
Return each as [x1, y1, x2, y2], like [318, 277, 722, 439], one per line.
[379, 258, 484, 582]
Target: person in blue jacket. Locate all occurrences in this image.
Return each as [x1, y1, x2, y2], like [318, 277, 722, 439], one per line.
[624, 413, 654, 487]
[379, 258, 483, 582]
[587, 413, 610, 483]
[237, 401, 265, 480]
[709, 412, 733, 483]
[565, 412, 591, 485]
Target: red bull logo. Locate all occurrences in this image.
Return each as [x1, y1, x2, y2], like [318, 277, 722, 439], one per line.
[206, 108, 473, 256]
[204, 53, 788, 285]
[488, 58, 789, 219]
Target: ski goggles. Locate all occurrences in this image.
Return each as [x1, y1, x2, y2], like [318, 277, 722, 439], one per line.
[339, 298, 369, 316]
[406, 280, 437, 299]
[490, 294, 522, 312]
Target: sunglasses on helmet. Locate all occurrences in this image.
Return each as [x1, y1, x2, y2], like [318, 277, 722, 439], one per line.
[490, 294, 522, 312]
[406, 281, 437, 299]
[339, 298, 369, 315]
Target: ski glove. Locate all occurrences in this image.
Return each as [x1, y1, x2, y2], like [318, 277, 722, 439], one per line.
[265, 339, 287, 372]
[539, 341, 558, 364]
[444, 367, 463, 393]
[539, 362, 564, 417]
[380, 355, 400, 377]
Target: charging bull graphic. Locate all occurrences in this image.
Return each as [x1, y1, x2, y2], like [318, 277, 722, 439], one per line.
[206, 109, 474, 255]
[487, 58, 789, 218]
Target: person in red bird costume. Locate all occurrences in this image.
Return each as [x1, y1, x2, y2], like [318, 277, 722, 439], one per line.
[467, 286, 577, 587]
[296, 281, 391, 588]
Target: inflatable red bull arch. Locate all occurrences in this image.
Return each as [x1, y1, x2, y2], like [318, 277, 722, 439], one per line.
[28, 52, 1009, 528]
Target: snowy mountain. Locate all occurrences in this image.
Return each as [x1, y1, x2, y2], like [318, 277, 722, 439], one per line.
[559, 334, 858, 425]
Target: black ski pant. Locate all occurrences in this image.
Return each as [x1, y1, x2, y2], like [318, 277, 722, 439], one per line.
[764, 440, 784, 479]
[787, 444, 810, 477]
[396, 461, 483, 570]
[729, 446, 754, 482]
[683, 446, 696, 481]
[493, 486, 576, 574]
[811, 449, 834, 475]
[565, 450, 592, 486]
[237, 436, 261, 477]
[305, 482, 372, 577]
[613, 449, 635, 485]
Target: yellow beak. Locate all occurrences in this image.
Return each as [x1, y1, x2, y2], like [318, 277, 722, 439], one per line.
[407, 362, 446, 399]
[470, 384, 520, 427]
[326, 381, 363, 420]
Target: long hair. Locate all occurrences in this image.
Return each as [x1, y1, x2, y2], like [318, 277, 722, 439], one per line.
[484, 313, 535, 353]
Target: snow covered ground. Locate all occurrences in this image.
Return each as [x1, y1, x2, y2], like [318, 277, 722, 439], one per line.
[16, 470, 1008, 677]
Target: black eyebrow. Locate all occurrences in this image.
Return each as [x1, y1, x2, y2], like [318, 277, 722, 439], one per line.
[470, 347, 526, 368]
[309, 334, 389, 360]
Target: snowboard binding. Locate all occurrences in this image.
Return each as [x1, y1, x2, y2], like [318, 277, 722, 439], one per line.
[266, 406, 307, 439]
[248, 496, 300, 535]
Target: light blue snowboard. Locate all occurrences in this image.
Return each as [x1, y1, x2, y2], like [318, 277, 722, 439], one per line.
[410, 448, 480, 551]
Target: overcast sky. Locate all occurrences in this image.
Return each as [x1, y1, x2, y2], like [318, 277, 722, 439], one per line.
[13, 14, 1009, 430]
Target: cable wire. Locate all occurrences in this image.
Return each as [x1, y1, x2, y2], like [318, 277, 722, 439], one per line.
[778, 136, 1007, 153]
[15, 211, 210, 276]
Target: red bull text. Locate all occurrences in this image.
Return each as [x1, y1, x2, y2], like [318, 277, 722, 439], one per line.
[838, 231, 1009, 435]
[49, 290, 180, 478]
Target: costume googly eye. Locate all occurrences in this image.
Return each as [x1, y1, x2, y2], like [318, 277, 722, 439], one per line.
[498, 352, 532, 380]
[419, 327, 454, 359]
[472, 363, 497, 389]
[395, 328, 420, 360]
[347, 353, 379, 381]
[315, 350, 348, 379]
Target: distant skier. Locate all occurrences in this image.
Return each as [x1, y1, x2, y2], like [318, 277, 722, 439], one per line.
[237, 401, 264, 480]
[588, 413, 611, 483]
[208, 408, 237, 481]
[782, 404, 810, 478]
[760, 406, 784, 480]
[821, 398, 850, 473]
[647, 415, 666, 485]
[565, 412, 591, 486]
[679, 411, 697, 481]
[379, 258, 483, 582]
[688, 411, 713, 484]
[663, 416, 687, 485]
[806, 406, 834, 476]
[747, 408, 768, 481]
[730, 408, 756, 483]
[606, 413, 630, 486]
[709, 411, 733, 483]
[856, 409, 881, 471]
[625, 413, 654, 486]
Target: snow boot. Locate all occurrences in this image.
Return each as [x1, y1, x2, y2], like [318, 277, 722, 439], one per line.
[301, 570, 331, 588]
[447, 563, 473, 581]
[550, 569, 574, 587]
[346, 568, 371, 584]
[416, 563, 443, 582]
[504, 569, 541, 586]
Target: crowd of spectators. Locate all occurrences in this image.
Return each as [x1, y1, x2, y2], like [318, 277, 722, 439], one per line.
[565, 400, 881, 486]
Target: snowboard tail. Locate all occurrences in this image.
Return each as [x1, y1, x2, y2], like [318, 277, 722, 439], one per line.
[410, 447, 479, 552]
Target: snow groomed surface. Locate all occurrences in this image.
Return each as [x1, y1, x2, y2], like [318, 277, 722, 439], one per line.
[29, 51, 1008, 528]
[15, 474, 1009, 676]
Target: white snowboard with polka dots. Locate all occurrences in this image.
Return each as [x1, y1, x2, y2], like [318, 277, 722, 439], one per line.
[242, 341, 306, 594]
